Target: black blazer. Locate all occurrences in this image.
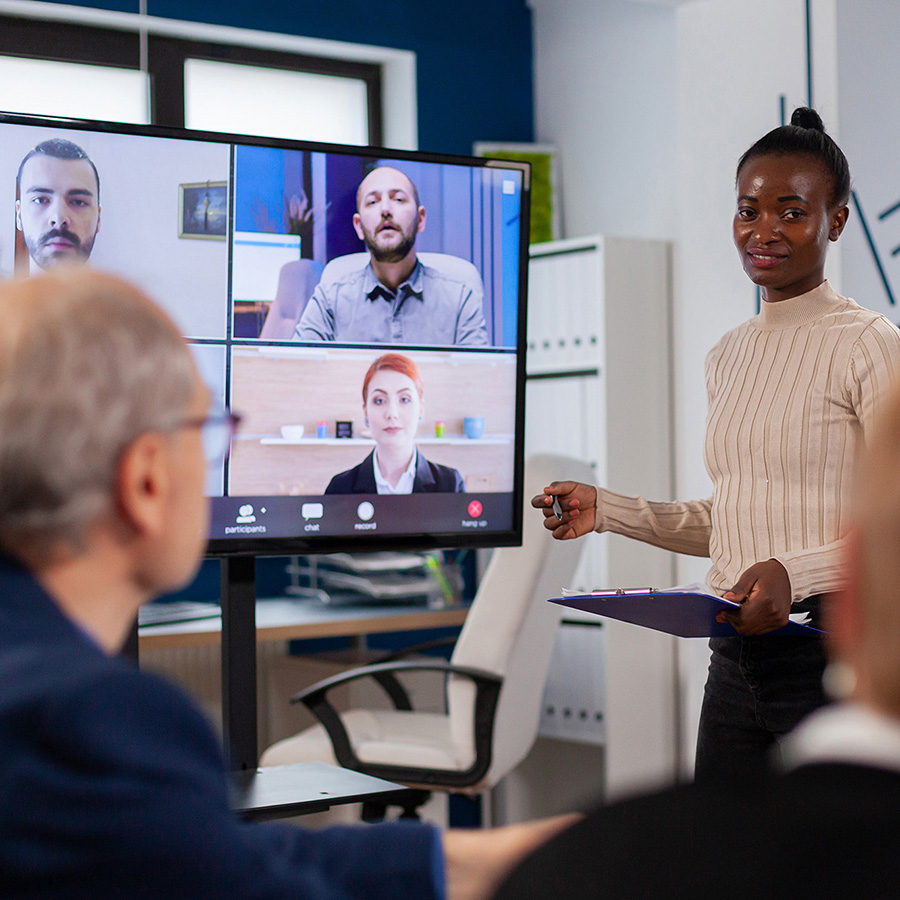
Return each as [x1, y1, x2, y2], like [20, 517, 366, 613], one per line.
[493, 762, 900, 900]
[325, 448, 465, 494]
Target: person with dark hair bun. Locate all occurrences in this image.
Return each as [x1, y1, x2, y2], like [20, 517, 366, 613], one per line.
[532, 108, 900, 781]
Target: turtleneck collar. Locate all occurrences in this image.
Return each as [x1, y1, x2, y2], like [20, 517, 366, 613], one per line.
[754, 280, 850, 332]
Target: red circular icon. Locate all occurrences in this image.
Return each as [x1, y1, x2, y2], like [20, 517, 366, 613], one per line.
[467, 500, 483, 518]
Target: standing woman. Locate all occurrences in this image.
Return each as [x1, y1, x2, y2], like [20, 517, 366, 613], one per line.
[534, 108, 900, 781]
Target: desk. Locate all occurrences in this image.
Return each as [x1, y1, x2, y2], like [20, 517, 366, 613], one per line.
[233, 761, 417, 821]
[139, 597, 470, 651]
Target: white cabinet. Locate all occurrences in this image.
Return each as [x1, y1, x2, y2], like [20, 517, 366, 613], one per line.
[493, 236, 682, 821]
[525, 235, 674, 589]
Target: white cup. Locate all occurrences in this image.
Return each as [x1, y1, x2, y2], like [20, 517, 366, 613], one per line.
[280, 424, 305, 441]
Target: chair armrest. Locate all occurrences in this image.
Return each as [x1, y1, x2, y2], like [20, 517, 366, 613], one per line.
[290, 661, 503, 787]
[374, 635, 458, 663]
[290, 659, 498, 711]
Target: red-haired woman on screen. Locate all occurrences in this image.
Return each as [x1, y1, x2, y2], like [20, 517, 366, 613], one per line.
[325, 353, 465, 494]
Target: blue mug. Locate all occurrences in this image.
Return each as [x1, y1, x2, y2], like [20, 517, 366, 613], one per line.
[463, 416, 485, 439]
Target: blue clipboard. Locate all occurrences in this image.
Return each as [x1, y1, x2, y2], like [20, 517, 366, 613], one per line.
[550, 589, 825, 638]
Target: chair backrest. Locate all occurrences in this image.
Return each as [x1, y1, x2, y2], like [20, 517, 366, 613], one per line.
[447, 453, 593, 789]
[314, 251, 368, 284]
[259, 258, 325, 339]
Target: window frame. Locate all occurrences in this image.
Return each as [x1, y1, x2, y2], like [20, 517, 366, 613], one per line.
[147, 35, 382, 145]
[0, 14, 140, 69]
[0, 14, 383, 146]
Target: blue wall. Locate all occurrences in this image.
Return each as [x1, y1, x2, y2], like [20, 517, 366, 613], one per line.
[38, 0, 535, 157]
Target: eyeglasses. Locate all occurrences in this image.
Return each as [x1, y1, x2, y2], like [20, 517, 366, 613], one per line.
[176, 406, 243, 463]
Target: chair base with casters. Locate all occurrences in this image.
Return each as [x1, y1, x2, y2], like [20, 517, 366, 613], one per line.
[361, 789, 431, 821]
[260, 453, 594, 821]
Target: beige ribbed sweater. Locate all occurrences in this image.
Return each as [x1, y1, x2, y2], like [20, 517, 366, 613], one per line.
[595, 281, 900, 601]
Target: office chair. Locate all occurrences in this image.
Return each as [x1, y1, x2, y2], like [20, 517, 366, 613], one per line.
[260, 453, 592, 817]
[259, 258, 325, 339]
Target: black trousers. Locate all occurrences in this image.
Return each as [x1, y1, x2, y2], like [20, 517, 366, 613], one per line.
[694, 595, 828, 783]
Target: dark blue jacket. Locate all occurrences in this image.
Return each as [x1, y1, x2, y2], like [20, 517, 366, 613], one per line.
[325, 449, 465, 495]
[0, 554, 440, 899]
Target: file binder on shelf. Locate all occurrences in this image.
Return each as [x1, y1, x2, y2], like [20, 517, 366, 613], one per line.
[550, 587, 825, 638]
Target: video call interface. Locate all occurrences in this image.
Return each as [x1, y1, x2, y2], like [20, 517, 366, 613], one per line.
[0, 116, 528, 550]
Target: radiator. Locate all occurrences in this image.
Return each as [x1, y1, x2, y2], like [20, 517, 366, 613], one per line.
[140, 640, 288, 747]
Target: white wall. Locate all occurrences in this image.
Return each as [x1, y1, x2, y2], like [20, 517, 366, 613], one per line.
[673, 0, 822, 769]
[532, 0, 678, 242]
[835, 0, 900, 328]
[533, 0, 818, 561]
[531, 0, 850, 777]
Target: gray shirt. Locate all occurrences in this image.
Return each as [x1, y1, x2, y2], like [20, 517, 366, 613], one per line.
[295, 259, 489, 346]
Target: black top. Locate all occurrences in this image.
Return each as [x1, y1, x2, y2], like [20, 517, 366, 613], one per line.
[493, 762, 900, 900]
[325, 449, 465, 494]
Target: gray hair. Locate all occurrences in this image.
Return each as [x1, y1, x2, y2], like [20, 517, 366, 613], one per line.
[0, 269, 196, 554]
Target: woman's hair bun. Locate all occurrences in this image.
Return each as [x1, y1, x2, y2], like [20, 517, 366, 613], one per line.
[738, 106, 850, 206]
[790, 107, 825, 132]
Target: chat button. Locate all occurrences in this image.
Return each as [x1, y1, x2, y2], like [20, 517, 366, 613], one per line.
[302, 503, 323, 520]
[302, 502, 324, 532]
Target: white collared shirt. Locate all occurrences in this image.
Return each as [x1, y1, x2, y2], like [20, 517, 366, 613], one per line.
[778, 702, 900, 774]
[373, 448, 417, 495]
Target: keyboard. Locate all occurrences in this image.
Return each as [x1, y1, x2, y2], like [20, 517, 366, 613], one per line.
[138, 601, 221, 627]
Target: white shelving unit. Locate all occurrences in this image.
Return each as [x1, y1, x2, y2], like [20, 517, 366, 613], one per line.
[492, 235, 681, 822]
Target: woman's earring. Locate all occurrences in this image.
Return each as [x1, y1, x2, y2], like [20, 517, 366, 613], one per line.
[823, 660, 857, 699]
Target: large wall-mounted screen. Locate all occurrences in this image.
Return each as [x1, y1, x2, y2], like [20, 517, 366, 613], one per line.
[0, 112, 530, 556]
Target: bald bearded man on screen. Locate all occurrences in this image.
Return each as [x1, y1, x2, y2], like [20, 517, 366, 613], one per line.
[295, 165, 489, 347]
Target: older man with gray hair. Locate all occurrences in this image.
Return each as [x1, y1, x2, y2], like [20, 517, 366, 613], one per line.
[0, 268, 570, 900]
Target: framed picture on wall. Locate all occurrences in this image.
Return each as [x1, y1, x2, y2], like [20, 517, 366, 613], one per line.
[179, 180, 228, 239]
[473, 142, 560, 244]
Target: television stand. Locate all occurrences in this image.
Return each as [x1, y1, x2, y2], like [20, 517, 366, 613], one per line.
[221, 555, 258, 771]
